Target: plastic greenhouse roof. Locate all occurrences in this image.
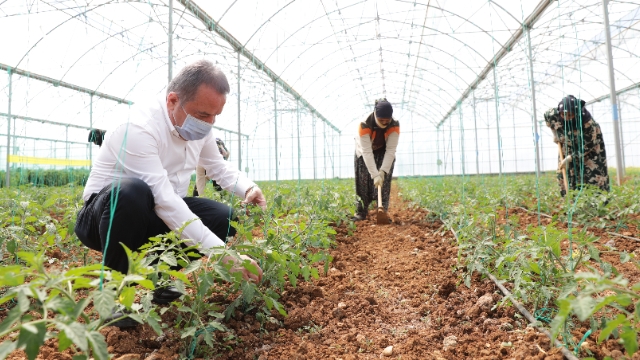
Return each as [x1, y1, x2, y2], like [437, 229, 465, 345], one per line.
[1, 0, 640, 178]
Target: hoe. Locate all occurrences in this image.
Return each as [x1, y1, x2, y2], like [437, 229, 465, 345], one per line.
[376, 185, 391, 225]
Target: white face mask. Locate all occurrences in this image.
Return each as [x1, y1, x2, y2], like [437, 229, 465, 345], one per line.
[374, 114, 389, 129]
[174, 105, 213, 141]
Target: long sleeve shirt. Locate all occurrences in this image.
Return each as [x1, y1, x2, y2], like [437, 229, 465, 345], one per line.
[354, 113, 400, 178]
[83, 96, 255, 249]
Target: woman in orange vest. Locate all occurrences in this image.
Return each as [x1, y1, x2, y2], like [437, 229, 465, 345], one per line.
[352, 98, 399, 222]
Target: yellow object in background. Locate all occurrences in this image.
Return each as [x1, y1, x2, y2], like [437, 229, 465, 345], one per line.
[8, 155, 91, 167]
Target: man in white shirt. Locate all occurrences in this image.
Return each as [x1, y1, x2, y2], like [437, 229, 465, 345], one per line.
[75, 60, 265, 310]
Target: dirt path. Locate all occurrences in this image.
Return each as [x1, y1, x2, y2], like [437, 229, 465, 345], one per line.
[247, 185, 564, 360]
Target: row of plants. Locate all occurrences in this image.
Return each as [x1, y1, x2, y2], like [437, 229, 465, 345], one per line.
[0, 168, 90, 188]
[0, 178, 357, 359]
[397, 170, 640, 357]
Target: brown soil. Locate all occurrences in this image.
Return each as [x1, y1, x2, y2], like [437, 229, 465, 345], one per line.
[6, 185, 634, 359]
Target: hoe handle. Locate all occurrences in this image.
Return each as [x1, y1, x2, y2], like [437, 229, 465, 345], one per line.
[558, 142, 569, 193]
[377, 185, 383, 209]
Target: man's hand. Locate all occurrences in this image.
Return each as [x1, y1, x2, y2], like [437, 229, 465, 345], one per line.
[559, 155, 572, 169]
[243, 186, 267, 211]
[223, 254, 263, 283]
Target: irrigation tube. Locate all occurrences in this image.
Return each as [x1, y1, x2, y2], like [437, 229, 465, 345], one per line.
[446, 227, 580, 360]
[515, 206, 640, 243]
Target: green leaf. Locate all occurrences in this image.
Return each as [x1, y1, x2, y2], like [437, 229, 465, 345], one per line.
[213, 264, 232, 282]
[0, 265, 24, 287]
[17, 322, 46, 360]
[146, 313, 163, 336]
[72, 355, 88, 360]
[167, 270, 190, 284]
[55, 322, 88, 352]
[0, 306, 22, 335]
[301, 266, 310, 281]
[160, 253, 177, 267]
[119, 286, 136, 309]
[87, 331, 109, 360]
[598, 314, 627, 343]
[137, 279, 155, 290]
[242, 261, 260, 277]
[93, 288, 116, 320]
[183, 259, 202, 274]
[241, 282, 256, 304]
[181, 326, 197, 339]
[58, 329, 72, 352]
[571, 296, 597, 321]
[620, 252, 631, 264]
[0, 341, 17, 359]
[620, 327, 638, 356]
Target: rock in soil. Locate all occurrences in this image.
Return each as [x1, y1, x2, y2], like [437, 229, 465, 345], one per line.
[443, 335, 458, 350]
[381, 345, 393, 356]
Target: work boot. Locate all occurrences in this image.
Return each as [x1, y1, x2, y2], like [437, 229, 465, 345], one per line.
[152, 286, 183, 304]
[104, 310, 139, 329]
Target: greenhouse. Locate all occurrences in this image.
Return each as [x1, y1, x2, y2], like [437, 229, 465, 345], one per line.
[0, 0, 639, 359]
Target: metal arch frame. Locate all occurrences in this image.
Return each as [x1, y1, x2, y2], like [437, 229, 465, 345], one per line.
[274, 18, 494, 94]
[436, 0, 553, 128]
[291, 36, 480, 94]
[286, 42, 483, 127]
[223, 0, 508, 128]
[176, 0, 340, 134]
[0, 63, 132, 104]
[315, 67, 458, 127]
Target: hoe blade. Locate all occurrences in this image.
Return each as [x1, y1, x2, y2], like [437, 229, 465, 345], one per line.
[376, 207, 390, 225]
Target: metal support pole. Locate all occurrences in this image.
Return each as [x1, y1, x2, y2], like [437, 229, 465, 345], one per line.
[602, 0, 623, 185]
[274, 81, 278, 181]
[436, 126, 440, 176]
[291, 116, 294, 180]
[245, 136, 249, 174]
[312, 115, 316, 179]
[338, 134, 341, 178]
[66, 125, 69, 159]
[168, 0, 173, 83]
[331, 134, 335, 178]
[617, 99, 625, 176]
[449, 116, 453, 175]
[458, 103, 465, 176]
[493, 66, 503, 176]
[411, 113, 415, 175]
[512, 107, 517, 173]
[89, 95, 93, 169]
[237, 51, 242, 171]
[296, 100, 301, 181]
[5, 69, 12, 187]
[323, 122, 327, 178]
[526, 25, 541, 177]
[487, 101, 492, 174]
[472, 91, 480, 175]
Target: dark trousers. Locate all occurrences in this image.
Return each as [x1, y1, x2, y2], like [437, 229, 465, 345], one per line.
[354, 148, 395, 216]
[74, 178, 236, 274]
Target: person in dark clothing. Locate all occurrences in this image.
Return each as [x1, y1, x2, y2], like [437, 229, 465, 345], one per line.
[352, 98, 399, 221]
[544, 95, 610, 196]
[193, 137, 230, 196]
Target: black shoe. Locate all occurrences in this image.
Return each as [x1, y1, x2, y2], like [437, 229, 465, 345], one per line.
[350, 213, 366, 222]
[104, 310, 140, 329]
[152, 286, 183, 304]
